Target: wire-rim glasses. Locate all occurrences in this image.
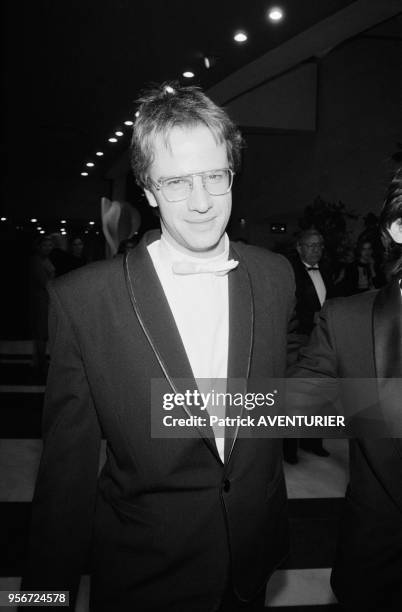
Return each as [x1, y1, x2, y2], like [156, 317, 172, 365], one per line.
[148, 168, 234, 202]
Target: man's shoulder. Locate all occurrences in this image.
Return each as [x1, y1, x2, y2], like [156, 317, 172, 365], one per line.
[50, 256, 124, 298]
[231, 241, 293, 275]
[324, 289, 378, 319]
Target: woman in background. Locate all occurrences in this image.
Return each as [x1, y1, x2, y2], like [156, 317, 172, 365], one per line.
[343, 238, 385, 295]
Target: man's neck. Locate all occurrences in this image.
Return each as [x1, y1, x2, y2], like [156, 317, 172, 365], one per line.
[160, 231, 228, 261]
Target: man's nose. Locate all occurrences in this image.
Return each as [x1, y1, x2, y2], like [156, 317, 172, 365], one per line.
[187, 176, 211, 212]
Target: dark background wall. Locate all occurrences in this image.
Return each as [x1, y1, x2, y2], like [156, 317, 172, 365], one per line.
[229, 29, 401, 249]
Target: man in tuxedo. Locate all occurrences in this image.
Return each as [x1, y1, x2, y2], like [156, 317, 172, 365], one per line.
[290, 168, 402, 611]
[22, 83, 296, 611]
[284, 229, 332, 461]
[291, 229, 332, 336]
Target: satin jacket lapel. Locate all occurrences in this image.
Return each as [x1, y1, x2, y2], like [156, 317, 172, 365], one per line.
[224, 244, 254, 464]
[124, 232, 220, 462]
[372, 280, 402, 510]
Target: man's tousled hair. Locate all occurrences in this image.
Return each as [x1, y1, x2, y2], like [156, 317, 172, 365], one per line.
[379, 166, 402, 278]
[130, 82, 243, 188]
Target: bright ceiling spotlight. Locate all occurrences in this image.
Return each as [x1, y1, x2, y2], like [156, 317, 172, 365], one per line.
[115, 131, 123, 136]
[204, 57, 211, 69]
[96, 151, 104, 156]
[30, 218, 38, 223]
[135, 111, 140, 118]
[108, 137, 118, 143]
[86, 162, 95, 167]
[164, 85, 175, 94]
[234, 31, 247, 43]
[124, 120, 134, 126]
[268, 7, 284, 22]
[183, 71, 194, 78]
[39, 230, 45, 234]
[1, 217, 7, 221]
[89, 221, 95, 226]
[81, 172, 89, 176]
[60, 220, 66, 224]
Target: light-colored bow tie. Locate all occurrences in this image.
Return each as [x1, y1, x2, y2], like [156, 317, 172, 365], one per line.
[172, 259, 239, 276]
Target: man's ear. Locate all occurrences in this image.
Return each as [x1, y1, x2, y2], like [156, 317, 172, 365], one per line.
[387, 219, 402, 244]
[144, 188, 158, 209]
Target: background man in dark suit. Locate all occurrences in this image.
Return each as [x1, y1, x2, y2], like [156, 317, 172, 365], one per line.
[292, 229, 333, 337]
[290, 168, 402, 611]
[284, 229, 332, 461]
[22, 83, 296, 611]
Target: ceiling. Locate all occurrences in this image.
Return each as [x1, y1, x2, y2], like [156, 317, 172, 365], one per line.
[2, 0, 401, 194]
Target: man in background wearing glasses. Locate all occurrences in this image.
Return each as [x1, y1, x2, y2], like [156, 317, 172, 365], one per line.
[23, 83, 296, 611]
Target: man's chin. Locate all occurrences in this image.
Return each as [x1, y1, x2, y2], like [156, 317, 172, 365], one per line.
[183, 233, 225, 257]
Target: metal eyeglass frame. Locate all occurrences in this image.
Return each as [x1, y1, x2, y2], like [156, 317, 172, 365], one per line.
[147, 168, 235, 202]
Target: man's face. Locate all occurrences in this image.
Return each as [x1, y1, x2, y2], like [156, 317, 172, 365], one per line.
[144, 124, 232, 258]
[297, 234, 324, 266]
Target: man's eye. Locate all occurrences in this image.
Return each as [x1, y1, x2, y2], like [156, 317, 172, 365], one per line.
[207, 171, 225, 183]
[166, 178, 187, 189]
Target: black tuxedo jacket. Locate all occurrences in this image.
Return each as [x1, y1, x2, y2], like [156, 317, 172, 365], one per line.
[22, 231, 296, 611]
[291, 280, 402, 611]
[289, 256, 333, 335]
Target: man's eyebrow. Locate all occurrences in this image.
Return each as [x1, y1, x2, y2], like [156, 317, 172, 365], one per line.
[157, 169, 225, 181]
[157, 174, 181, 181]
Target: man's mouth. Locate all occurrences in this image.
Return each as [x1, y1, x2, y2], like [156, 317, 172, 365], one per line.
[186, 217, 216, 225]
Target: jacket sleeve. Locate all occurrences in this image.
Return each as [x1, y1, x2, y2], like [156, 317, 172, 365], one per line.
[286, 302, 340, 416]
[21, 283, 102, 609]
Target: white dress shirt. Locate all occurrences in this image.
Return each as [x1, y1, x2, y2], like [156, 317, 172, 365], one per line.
[148, 234, 231, 461]
[303, 261, 327, 306]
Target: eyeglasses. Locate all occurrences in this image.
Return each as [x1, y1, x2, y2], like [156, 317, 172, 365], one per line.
[148, 168, 234, 202]
[301, 242, 324, 250]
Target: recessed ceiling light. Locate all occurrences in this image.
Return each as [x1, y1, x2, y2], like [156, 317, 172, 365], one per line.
[86, 162, 95, 167]
[89, 221, 95, 226]
[135, 111, 140, 118]
[39, 230, 45, 234]
[96, 151, 104, 156]
[183, 71, 194, 78]
[115, 131, 123, 136]
[268, 7, 284, 22]
[234, 31, 247, 43]
[124, 120, 134, 126]
[1, 217, 7, 221]
[164, 85, 175, 94]
[204, 57, 211, 69]
[60, 220, 66, 224]
[81, 172, 89, 176]
[37, 226, 42, 230]
[108, 137, 118, 143]
[30, 218, 38, 223]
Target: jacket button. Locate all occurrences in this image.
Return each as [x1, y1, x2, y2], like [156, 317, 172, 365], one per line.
[223, 478, 231, 492]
